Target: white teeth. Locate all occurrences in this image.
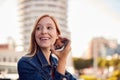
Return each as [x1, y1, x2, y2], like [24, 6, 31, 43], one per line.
[40, 37, 49, 40]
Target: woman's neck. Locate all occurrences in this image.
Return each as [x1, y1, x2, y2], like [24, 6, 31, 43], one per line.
[41, 48, 51, 65]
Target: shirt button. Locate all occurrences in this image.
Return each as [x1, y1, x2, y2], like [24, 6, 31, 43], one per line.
[63, 77, 67, 80]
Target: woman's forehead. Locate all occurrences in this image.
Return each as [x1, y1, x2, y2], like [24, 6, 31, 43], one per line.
[38, 17, 54, 24]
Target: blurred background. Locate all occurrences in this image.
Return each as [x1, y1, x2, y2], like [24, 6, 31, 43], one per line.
[0, 0, 120, 80]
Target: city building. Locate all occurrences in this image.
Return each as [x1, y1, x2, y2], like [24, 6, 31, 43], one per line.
[83, 37, 120, 59]
[0, 37, 25, 79]
[81, 37, 120, 76]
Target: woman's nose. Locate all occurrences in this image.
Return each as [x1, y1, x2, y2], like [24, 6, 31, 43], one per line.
[41, 28, 48, 34]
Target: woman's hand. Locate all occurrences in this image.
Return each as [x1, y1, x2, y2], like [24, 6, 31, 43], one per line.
[50, 36, 71, 75]
[51, 36, 71, 61]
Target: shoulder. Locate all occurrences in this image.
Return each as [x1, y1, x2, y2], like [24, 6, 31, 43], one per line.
[17, 55, 38, 74]
[18, 54, 32, 63]
[17, 54, 34, 68]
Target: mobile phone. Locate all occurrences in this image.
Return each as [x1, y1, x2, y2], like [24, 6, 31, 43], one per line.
[54, 38, 68, 50]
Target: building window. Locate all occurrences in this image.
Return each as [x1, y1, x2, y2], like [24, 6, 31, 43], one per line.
[3, 57, 6, 62]
[14, 58, 18, 62]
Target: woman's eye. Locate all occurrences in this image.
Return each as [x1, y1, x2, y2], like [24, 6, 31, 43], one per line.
[36, 27, 40, 30]
[36, 26, 42, 30]
[47, 26, 53, 30]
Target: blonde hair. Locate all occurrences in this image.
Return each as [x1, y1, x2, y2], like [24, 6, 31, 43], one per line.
[28, 14, 61, 56]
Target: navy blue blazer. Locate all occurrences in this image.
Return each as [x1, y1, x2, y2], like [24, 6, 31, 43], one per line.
[17, 49, 76, 80]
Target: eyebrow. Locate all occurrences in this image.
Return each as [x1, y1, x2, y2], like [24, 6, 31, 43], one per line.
[37, 23, 53, 26]
[37, 23, 42, 26]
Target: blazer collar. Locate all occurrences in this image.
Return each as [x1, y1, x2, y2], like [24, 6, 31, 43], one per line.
[36, 49, 57, 68]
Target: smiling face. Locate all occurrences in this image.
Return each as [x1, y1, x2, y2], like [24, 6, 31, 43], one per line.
[35, 16, 59, 49]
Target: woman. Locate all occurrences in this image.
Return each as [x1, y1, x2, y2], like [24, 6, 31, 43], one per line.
[17, 14, 76, 80]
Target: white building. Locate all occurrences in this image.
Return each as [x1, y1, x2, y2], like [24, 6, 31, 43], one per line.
[0, 38, 25, 79]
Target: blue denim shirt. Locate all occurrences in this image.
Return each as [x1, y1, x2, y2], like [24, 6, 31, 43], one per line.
[17, 49, 76, 80]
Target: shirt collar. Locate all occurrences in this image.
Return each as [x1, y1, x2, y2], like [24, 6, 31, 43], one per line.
[36, 49, 57, 68]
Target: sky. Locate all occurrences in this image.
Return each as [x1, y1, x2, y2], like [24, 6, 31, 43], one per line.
[0, 0, 20, 43]
[0, 0, 120, 57]
[68, 0, 120, 57]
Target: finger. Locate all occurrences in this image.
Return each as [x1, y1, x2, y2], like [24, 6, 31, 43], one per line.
[63, 40, 71, 52]
[65, 39, 71, 48]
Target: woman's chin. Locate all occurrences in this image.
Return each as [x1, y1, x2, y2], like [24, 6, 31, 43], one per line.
[40, 46, 50, 49]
